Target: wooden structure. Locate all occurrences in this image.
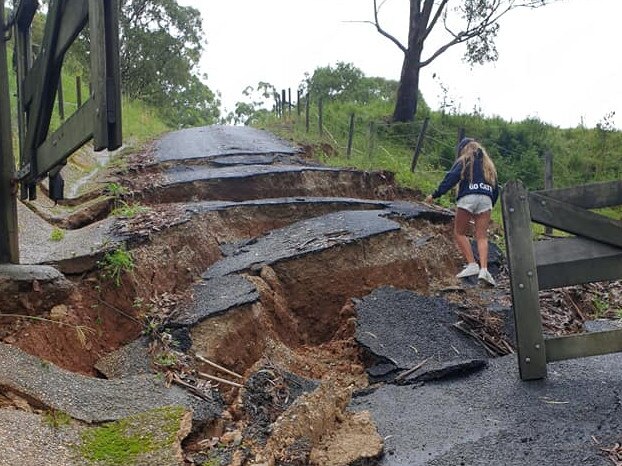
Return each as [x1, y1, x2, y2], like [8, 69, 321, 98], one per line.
[0, 0, 121, 263]
[502, 179, 622, 380]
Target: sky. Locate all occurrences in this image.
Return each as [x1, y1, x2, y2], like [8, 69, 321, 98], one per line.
[179, 0, 622, 130]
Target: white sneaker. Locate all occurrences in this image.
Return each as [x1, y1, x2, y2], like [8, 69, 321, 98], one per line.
[456, 263, 480, 278]
[478, 268, 496, 286]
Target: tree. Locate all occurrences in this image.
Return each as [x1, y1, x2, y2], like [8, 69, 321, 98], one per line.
[305, 61, 428, 109]
[371, 0, 557, 122]
[119, 0, 219, 126]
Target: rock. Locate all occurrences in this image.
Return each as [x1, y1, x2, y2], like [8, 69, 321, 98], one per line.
[49, 304, 69, 322]
[0, 264, 74, 315]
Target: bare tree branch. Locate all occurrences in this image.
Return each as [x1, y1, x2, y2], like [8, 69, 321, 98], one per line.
[373, 0, 407, 53]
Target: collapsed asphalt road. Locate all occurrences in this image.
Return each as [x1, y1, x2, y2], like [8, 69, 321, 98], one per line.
[3, 125, 621, 466]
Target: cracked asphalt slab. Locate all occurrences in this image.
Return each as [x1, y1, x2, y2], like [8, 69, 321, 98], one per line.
[0, 343, 222, 425]
[200, 209, 401, 280]
[355, 287, 489, 383]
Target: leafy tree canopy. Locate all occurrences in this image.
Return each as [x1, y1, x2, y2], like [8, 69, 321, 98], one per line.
[119, 0, 219, 126]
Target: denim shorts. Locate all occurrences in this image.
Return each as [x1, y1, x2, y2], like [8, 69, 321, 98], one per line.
[456, 194, 492, 214]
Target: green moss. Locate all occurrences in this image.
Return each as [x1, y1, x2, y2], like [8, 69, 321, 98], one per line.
[80, 406, 186, 465]
[50, 227, 65, 241]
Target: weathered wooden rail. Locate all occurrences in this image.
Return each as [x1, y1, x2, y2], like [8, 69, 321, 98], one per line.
[502, 179, 622, 380]
[0, 0, 122, 264]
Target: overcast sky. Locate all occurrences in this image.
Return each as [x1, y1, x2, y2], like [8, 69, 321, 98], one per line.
[179, 0, 622, 129]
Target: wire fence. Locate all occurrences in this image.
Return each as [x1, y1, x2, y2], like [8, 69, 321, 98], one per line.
[269, 88, 622, 192]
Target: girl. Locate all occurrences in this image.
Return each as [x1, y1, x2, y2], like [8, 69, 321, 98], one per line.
[425, 138, 499, 286]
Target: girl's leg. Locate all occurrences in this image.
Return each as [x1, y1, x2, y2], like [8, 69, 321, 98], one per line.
[454, 208, 475, 264]
[473, 209, 491, 269]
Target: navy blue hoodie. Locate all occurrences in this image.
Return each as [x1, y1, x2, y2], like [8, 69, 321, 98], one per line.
[431, 153, 499, 205]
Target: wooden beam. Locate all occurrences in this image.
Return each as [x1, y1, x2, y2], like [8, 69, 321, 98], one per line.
[545, 329, 622, 362]
[529, 192, 622, 249]
[502, 181, 547, 380]
[535, 237, 622, 290]
[35, 99, 95, 175]
[0, 3, 19, 263]
[22, 0, 88, 107]
[89, 0, 121, 151]
[103, 0, 122, 150]
[21, 0, 64, 188]
[535, 180, 622, 210]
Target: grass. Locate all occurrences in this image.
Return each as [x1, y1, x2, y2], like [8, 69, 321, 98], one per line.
[98, 246, 134, 287]
[111, 201, 149, 219]
[43, 410, 72, 428]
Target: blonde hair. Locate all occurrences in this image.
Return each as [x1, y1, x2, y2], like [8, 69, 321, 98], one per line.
[457, 140, 497, 185]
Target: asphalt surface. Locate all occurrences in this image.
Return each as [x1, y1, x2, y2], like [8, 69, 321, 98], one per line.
[352, 353, 622, 466]
[0, 343, 222, 424]
[154, 125, 299, 162]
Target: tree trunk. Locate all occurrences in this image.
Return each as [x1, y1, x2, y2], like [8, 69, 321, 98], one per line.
[392, 44, 422, 123]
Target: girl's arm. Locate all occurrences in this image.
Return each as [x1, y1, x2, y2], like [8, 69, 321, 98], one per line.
[431, 161, 462, 199]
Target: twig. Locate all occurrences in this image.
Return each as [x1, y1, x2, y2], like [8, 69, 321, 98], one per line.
[195, 354, 244, 380]
[395, 357, 430, 382]
[197, 371, 244, 388]
[564, 291, 586, 321]
[453, 322, 498, 356]
[171, 375, 214, 401]
[95, 297, 142, 323]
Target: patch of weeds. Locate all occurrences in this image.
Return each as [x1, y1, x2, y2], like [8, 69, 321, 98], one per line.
[154, 351, 179, 368]
[111, 200, 149, 219]
[44, 410, 72, 428]
[98, 246, 134, 287]
[49, 227, 65, 241]
[105, 182, 128, 198]
[592, 297, 609, 318]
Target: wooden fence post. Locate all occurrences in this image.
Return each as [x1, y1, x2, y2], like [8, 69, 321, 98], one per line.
[368, 121, 376, 158]
[502, 181, 547, 380]
[0, 2, 19, 263]
[76, 75, 82, 107]
[410, 117, 430, 172]
[297, 89, 301, 117]
[346, 113, 355, 158]
[288, 88, 292, 116]
[57, 79, 65, 120]
[544, 150, 553, 235]
[281, 89, 287, 118]
[305, 94, 310, 133]
[318, 97, 323, 136]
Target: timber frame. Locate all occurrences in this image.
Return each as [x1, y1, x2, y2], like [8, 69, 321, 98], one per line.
[0, 0, 121, 263]
[502, 179, 622, 380]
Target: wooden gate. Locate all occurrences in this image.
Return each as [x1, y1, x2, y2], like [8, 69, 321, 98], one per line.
[502, 179, 622, 380]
